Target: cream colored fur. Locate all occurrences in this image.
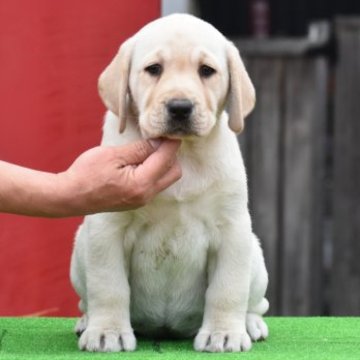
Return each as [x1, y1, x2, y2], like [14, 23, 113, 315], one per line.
[70, 14, 269, 353]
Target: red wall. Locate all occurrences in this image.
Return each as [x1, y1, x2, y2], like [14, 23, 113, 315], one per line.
[0, 0, 160, 316]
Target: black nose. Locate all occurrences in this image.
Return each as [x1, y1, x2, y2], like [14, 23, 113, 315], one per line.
[167, 99, 193, 120]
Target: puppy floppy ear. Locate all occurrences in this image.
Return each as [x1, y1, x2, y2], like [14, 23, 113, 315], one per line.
[98, 37, 135, 133]
[226, 42, 256, 133]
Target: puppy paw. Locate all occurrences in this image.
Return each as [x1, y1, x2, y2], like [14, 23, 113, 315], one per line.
[194, 329, 252, 352]
[246, 313, 269, 341]
[79, 327, 136, 352]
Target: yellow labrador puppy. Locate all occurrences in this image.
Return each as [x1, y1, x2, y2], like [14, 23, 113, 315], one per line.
[71, 14, 269, 353]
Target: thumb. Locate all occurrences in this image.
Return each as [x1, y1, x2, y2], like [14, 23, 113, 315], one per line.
[114, 140, 160, 166]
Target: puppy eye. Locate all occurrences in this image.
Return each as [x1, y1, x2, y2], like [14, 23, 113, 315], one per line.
[199, 65, 216, 78]
[144, 63, 162, 76]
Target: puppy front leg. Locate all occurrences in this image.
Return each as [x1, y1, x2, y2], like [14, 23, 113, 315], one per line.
[194, 215, 253, 353]
[79, 222, 136, 352]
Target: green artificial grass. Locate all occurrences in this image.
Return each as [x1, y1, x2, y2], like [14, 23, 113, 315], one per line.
[0, 317, 359, 360]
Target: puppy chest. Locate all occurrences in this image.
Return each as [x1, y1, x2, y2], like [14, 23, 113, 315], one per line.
[125, 207, 218, 334]
[124, 199, 222, 263]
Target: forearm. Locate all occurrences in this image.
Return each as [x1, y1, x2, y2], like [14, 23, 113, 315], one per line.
[0, 161, 68, 217]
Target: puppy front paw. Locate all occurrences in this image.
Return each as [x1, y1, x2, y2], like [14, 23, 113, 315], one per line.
[194, 328, 252, 352]
[79, 327, 136, 352]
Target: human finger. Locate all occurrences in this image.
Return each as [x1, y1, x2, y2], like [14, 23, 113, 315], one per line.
[135, 139, 181, 181]
[112, 140, 158, 166]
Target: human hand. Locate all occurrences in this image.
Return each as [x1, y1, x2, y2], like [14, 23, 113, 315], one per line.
[57, 139, 182, 216]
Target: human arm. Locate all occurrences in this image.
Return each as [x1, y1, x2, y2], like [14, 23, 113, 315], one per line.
[0, 139, 181, 217]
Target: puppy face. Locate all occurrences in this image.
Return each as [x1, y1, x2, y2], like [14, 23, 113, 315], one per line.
[98, 14, 255, 138]
[129, 33, 229, 139]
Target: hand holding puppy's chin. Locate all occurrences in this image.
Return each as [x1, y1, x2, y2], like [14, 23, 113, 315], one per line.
[149, 137, 182, 150]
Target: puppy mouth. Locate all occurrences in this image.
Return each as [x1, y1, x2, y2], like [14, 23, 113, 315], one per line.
[165, 123, 197, 138]
[147, 116, 198, 140]
[149, 130, 198, 143]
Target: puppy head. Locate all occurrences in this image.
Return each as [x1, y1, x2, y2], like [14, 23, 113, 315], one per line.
[98, 14, 255, 139]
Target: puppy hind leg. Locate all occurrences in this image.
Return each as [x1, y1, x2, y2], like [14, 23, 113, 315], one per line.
[246, 234, 269, 341]
[74, 299, 88, 337]
[75, 311, 88, 337]
[246, 301, 269, 341]
[70, 238, 89, 337]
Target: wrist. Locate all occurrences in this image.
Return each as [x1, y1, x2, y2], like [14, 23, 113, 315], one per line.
[14, 168, 78, 217]
[26, 171, 71, 218]
[51, 171, 84, 217]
